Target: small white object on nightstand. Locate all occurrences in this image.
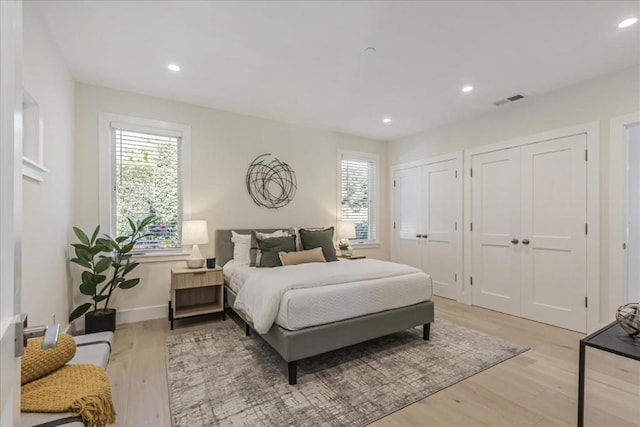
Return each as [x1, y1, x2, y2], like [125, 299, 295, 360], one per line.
[182, 220, 208, 268]
[337, 220, 356, 257]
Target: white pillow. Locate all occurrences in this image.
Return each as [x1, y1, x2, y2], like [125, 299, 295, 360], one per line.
[291, 227, 303, 251]
[231, 231, 251, 265]
[256, 230, 289, 239]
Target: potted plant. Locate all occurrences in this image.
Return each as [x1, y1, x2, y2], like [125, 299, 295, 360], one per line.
[338, 240, 352, 257]
[69, 215, 155, 333]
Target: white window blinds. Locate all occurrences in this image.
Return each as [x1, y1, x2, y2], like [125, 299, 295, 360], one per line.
[340, 153, 377, 242]
[113, 125, 182, 249]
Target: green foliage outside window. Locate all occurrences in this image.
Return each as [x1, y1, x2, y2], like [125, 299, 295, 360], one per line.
[341, 159, 372, 241]
[115, 129, 181, 249]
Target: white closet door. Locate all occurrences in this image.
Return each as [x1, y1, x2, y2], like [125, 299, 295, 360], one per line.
[422, 160, 457, 299]
[392, 167, 422, 268]
[520, 135, 587, 332]
[471, 147, 522, 316]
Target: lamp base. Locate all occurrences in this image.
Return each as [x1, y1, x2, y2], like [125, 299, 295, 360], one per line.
[186, 258, 205, 269]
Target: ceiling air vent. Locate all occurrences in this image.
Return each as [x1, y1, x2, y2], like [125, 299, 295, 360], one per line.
[493, 93, 526, 107]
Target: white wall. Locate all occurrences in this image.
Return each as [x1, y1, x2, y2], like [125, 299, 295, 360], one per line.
[74, 83, 388, 325]
[389, 65, 640, 324]
[21, 3, 75, 329]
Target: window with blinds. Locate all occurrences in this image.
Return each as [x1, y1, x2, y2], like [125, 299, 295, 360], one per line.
[340, 152, 378, 243]
[113, 125, 182, 249]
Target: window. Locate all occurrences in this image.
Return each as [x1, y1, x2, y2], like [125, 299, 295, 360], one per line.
[22, 88, 49, 181]
[113, 127, 181, 249]
[99, 114, 190, 253]
[339, 151, 378, 244]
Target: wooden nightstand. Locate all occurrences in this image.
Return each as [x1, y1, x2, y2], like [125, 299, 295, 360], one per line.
[169, 266, 224, 330]
[337, 255, 366, 260]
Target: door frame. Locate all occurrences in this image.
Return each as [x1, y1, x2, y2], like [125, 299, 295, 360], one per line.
[0, 0, 23, 423]
[390, 151, 463, 301]
[463, 121, 600, 333]
[609, 112, 640, 317]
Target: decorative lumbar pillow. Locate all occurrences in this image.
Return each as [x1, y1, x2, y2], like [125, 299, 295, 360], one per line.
[231, 231, 251, 265]
[279, 247, 326, 266]
[21, 333, 76, 385]
[249, 229, 290, 267]
[257, 235, 297, 267]
[299, 227, 338, 262]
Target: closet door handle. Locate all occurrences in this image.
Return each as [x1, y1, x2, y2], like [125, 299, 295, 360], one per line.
[422, 234, 428, 239]
[416, 234, 422, 238]
[511, 238, 519, 244]
[522, 239, 530, 245]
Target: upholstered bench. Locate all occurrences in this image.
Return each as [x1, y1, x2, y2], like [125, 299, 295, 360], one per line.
[20, 331, 114, 427]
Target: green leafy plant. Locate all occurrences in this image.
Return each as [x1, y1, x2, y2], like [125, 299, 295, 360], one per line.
[338, 241, 350, 251]
[68, 215, 156, 322]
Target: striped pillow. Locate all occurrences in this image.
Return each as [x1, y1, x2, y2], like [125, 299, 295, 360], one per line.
[249, 229, 293, 266]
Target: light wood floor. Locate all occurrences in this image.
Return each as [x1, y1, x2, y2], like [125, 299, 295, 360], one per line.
[107, 297, 640, 426]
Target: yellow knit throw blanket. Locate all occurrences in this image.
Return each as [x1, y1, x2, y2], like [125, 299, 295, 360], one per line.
[21, 364, 116, 427]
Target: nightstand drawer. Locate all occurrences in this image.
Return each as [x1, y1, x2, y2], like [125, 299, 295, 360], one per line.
[172, 270, 223, 290]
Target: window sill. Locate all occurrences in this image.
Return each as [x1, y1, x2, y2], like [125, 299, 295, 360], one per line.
[132, 250, 190, 263]
[23, 157, 49, 182]
[349, 241, 380, 249]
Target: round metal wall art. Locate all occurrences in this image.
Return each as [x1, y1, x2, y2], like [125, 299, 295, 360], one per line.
[246, 153, 297, 209]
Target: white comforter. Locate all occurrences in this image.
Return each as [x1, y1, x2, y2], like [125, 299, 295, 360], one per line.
[233, 259, 425, 334]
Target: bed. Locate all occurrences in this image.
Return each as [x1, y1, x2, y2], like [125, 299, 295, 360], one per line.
[215, 229, 435, 385]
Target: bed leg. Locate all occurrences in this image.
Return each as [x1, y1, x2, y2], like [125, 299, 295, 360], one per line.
[423, 323, 431, 340]
[245, 323, 251, 336]
[288, 361, 297, 385]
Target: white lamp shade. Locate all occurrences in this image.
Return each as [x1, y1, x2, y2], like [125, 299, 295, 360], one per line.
[337, 221, 356, 239]
[182, 220, 209, 245]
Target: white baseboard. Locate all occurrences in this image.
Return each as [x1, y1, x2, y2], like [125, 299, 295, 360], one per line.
[69, 304, 167, 333]
[116, 304, 167, 325]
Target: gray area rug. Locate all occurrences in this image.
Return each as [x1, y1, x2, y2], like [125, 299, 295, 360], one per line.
[166, 319, 528, 426]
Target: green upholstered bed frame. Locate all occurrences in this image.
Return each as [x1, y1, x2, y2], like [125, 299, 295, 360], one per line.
[215, 229, 435, 385]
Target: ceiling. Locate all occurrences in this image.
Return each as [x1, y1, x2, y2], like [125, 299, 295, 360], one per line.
[35, 1, 640, 141]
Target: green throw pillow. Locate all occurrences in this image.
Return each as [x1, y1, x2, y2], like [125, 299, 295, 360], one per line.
[299, 227, 338, 262]
[256, 235, 297, 267]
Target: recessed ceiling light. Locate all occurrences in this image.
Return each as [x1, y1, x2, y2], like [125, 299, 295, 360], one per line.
[168, 64, 181, 72]
[461, 85, 473, 93]
[618, 17, 638, 28]
[383, 117, 391, 123]
[364, 47, 377, 55]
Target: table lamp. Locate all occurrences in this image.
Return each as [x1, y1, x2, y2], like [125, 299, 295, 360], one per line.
[182, 220, 208, 268]
[337, 220, 356, 256]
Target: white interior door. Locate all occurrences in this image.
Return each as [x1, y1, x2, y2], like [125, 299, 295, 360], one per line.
[471, 147, 521, 316]
[0, 0, 22, 424]
[520, 135, 587, 332]
[392, 166, 422, 268]
[609, 114, 640, 319]
[422, 160, 458, 299]
[627, 124, 640, 302]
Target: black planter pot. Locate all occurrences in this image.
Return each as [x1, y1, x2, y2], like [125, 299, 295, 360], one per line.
[85, 309, 117, 334]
